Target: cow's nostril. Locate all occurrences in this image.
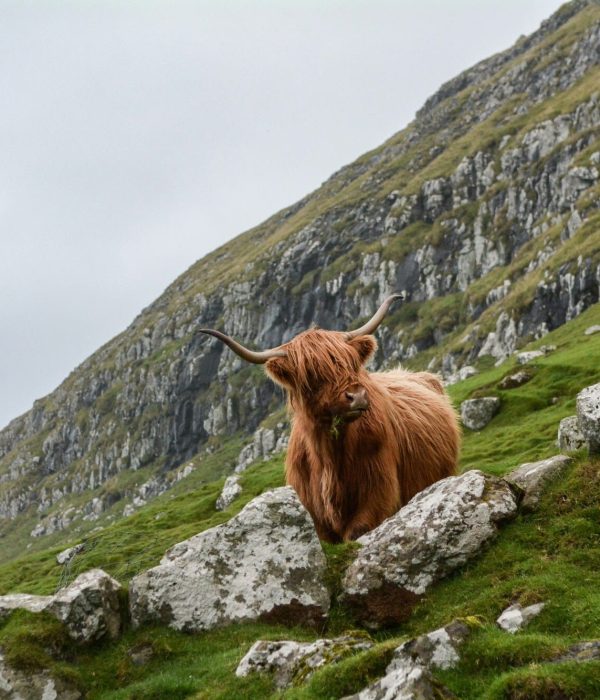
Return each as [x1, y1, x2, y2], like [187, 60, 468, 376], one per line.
[345, 391, 354, 402]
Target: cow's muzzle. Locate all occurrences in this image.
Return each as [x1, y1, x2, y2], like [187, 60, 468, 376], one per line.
[344, 387, 369, 419]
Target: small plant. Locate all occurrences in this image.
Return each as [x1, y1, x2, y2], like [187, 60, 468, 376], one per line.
[330, 415, 344, 439]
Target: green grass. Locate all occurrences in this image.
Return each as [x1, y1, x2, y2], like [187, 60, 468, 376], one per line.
[449, 302, 600, 474]
[1, 4, 600, 694]
[1, 308, 600, 698]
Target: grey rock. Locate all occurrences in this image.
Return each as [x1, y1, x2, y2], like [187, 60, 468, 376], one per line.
[516, 350, 545, 365]
[0, 569, 122, 644]
[461, 397, 501, 430]
[553, 640, 600, 663]
[444, 366, 478, 386]
[584, 325, 600, 336]
[128, 643, 155, 666]
[0, 652, 81, 700]
[47, 569, 122, 643]
[235, 424, 289, 473]
[0, 593, 51, 620]
[576, 382, 600, 454]
[516, 345, 556, 365]
[497, 602, 545, 633]
[478, 312, 517, 365]
[129, 487, 330, 632]
[394, 619, 471, 670]
[499, 370, 532, 389]
[56, 543, 85, 565]
[215, 475, 242, 510]
[505, 454, 573, 511]
[30, 506, 82, 538]
[342, 662, 456, 700]
[557, 415, 587, 452]
[236, 634, 373, 689]
[341, 621, 468, 700]
[341, 470, 518, 627]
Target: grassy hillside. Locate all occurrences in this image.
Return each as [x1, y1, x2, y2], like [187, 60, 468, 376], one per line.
[1, 304, 599, 699]
[2, 0, 599, 570]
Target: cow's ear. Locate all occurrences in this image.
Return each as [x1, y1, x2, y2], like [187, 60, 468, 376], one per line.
[348, 335, 377, 364]
[265, 356, 295, 388]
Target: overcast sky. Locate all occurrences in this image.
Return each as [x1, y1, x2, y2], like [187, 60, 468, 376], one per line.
[0, 0, 563, 429]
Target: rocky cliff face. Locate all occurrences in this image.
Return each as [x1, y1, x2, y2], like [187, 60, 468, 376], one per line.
[1, 0, 600, 545]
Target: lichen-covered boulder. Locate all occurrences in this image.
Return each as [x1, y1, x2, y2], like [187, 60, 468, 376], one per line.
[395, 619, 471, 670]
[341, 662, 456, 700]
[576, 382, 600, 454]
[0, 570, 122, 644]
[341, 621, 468, 700]
[460, 397, 500, 430]
[558, 415, 587, 452]
[215, 475, 242, 510]
[46, 569, 122, 643]
[341, 471, 518, 627]
[584, 325, 600, 336]
[0, 653, 81, 699]
[129, 487, 330, 632]
[505, 455, 572, 511]
[497, 603, 545, 633]
[236, 634, 373, 688]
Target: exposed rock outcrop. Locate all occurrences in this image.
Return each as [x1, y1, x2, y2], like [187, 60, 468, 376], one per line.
[129, 487, 330, 632]
[342, 620, 469, 700]
[215, 475, 243, 511]
[236, 634, 373, 689]
[341, 471, 518, 627]
[553, 640, 600, 663]
[0, 653, 82, 700]
[505, 455, 573, 511]
[235, 424, 289, 473]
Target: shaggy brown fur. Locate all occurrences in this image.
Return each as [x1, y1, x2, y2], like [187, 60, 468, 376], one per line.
[265, 329, 460, 543]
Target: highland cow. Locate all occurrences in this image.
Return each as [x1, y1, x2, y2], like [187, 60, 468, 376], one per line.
[199, 294, 460, 542]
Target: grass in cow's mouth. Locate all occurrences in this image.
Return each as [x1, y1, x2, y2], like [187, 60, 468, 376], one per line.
[330, 415, 344, 439]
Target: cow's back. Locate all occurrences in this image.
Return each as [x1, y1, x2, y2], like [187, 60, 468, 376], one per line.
[372, 367, 444, 394]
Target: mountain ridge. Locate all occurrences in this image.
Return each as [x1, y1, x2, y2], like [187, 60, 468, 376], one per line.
[1, 0, 600, 554]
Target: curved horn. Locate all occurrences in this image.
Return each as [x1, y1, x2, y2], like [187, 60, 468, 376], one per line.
[198, 328, 287, 364]
[346, 293, 404, 339]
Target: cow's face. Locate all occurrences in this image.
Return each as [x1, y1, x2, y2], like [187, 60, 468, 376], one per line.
[197, 294, 402, 429]
[265, 330, 376, 425]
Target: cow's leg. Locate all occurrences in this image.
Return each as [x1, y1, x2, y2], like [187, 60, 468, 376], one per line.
[342, 508, 385, 541]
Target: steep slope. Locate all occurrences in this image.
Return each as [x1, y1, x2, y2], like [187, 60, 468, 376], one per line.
[0, 304, 599, 699]
[1, 0, 600, 552]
